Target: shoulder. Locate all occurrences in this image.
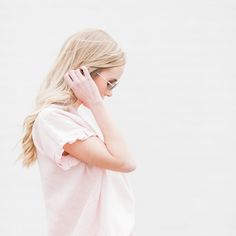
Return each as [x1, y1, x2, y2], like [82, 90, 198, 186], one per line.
[33, 105, 78, 132]
[37, 104, 74, 120]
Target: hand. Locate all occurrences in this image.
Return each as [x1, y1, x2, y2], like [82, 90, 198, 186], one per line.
[64, 66, 103, 109]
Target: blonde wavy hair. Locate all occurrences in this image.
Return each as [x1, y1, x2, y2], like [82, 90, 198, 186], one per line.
[17, 28, 126, 168]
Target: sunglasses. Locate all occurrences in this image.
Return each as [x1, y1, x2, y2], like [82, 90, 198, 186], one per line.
[96, 72, 119, 90]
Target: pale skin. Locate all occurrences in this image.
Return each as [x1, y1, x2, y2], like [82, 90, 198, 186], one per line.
[74, 65, 125, 108]
[63, 66, 136, 172]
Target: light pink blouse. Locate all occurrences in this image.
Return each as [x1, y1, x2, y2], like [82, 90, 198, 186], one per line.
[32, 104, 136, 236]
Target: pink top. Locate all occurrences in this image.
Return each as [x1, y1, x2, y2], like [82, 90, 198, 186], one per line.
[32, 104, 136, 236]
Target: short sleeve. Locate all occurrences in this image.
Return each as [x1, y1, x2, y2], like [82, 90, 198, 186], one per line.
[32, 107, 99, 171]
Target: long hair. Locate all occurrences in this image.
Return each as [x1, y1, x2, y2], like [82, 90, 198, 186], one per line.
[17, 28, 126, 168]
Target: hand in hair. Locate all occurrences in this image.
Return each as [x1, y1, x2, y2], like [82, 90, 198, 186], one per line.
[64, 66, 103, 109]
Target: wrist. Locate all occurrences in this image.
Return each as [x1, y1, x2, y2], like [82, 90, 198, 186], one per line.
[88, 99, 104, 111]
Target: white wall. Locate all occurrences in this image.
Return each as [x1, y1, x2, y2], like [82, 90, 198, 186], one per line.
[1, 0, 236, 235]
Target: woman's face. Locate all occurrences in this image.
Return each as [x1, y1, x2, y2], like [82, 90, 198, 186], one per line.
[93, 65, 125, 99]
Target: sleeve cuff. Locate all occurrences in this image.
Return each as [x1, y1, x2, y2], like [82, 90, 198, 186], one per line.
[54, 129, 99, 171]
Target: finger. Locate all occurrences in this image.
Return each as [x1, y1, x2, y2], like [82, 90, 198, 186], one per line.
[65, 71, 74, 81]
[69, 70, 81, 82]
[64, 73, 74, 88]
[75, 68, 86, 81]
[81, 66, 92, 80]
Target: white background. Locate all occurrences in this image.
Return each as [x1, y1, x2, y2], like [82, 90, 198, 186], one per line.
[1, 0, 236, 235]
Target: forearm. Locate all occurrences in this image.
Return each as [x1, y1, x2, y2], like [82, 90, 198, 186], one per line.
[90, 102, 136, 167]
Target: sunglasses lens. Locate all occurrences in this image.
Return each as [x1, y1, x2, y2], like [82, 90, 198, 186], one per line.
[110, 82, 119, 90]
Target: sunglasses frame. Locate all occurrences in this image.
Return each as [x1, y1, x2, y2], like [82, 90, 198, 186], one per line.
[96, 72, 119, 90]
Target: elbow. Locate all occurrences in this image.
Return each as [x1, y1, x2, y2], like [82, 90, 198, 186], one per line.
[121, 161, 137, 173]
[127, 164, 137, 172]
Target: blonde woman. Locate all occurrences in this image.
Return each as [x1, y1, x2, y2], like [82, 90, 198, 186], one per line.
[18, 28, 136, 236]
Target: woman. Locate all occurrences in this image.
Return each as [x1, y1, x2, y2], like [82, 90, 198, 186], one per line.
[18, 28, 136, 236]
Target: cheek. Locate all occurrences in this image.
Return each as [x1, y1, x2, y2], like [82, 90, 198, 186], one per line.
[94, 79, 106, 93]
[99, 80, 107, 90]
